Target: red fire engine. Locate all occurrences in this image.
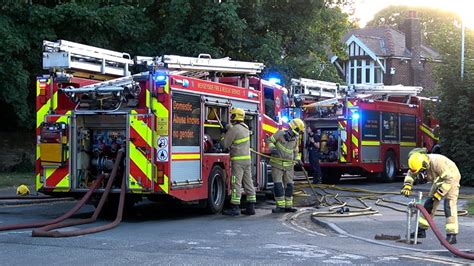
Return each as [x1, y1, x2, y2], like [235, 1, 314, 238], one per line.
[37, 40, 288, 212]
[287, 78, 440, 183]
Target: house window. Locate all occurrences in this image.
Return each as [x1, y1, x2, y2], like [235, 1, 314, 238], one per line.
[346, 58, 385, 85]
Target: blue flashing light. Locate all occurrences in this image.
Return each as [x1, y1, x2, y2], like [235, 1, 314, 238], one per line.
[268, 77, 281, 85]
[281, 116, 289, 123]
[153, 72, 168, 86]
[352, 112, 360, 120]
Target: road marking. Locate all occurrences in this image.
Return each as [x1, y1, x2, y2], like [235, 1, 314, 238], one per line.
[401, 254, 465, 265]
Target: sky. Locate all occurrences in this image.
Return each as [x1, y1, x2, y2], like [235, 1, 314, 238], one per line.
[352, 0, 474, 28]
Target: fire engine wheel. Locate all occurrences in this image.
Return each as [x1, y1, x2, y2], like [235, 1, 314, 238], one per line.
[381, 151, 397, 183]
[205, 165, 226, 214]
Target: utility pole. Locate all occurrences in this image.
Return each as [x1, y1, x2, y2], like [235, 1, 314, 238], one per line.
[461, 21, 465, 81]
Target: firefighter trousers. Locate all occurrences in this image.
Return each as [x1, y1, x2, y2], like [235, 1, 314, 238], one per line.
[419, 183, 459, 234]
[230, 160, 256, 205]
[271, 165, 294, 208]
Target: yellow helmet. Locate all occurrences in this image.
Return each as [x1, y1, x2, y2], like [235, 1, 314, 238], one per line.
[408, 152, 429, 174]
[16, 184, 30, 196]
[289, 118, 305, 135]
[230, 108, 245, 122]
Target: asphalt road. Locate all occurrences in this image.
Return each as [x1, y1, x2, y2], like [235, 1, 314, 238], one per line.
[0, 178, 472, 265]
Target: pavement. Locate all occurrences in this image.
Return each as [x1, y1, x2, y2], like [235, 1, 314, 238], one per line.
[304, 179, 474, 263]
[0, 186, 74, 206]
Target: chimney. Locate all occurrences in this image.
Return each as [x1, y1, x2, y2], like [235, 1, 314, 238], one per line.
[403, 10, 423, 86]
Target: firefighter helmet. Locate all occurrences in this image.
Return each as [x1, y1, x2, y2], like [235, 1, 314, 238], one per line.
[230, 108, 245, 122]
[408, 152, 429, 174]
[289, 118, 305, 135]
[16, 184, 30, 196]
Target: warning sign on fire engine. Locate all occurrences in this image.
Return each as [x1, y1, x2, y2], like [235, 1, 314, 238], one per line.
[172, 93, 200, 146]
[157, 136, 168, 149]
[157, 149, 168, 162]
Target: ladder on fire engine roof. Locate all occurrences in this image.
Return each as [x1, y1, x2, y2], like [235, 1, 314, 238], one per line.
[290, 78, 344, 99]
[42, 40, 133, 76]
[348, 83, 423, 97]
[135, 54, 265, 75]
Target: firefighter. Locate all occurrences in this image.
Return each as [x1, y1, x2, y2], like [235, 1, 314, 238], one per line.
[266, 118, 305, 213]
[306, 126, 322, 184]
[222, 108, 256, 216]
[401, 151, 461, 244]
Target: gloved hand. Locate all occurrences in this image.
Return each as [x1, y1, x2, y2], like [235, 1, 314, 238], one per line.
[401, 184, 412, 197]
[296, 160, 304, 167]
[270, 148, 280, 158]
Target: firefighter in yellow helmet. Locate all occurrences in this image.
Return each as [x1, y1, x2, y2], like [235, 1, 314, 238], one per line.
[222, 108, 256, 216]
[401, 149, 461, 244]
[16, 184, 30, 196]
[266, 118, 304, 213]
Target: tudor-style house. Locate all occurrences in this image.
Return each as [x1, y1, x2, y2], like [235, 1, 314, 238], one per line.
[332, 11, 440, 90]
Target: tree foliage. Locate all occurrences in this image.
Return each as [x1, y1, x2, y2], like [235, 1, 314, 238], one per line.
[0, 0, 350, 130]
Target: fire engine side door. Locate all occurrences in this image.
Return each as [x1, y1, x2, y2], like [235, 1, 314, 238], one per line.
[40, 113, 71, 191]
[128, 112, 154, 191]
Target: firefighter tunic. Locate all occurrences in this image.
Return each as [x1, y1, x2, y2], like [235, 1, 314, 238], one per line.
[222, 122, 256, 205]
[266, 130, 300, 209]
[404, 153, 461, 234]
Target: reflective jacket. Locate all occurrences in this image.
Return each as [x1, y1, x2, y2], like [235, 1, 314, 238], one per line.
[404, 154, 461, 197]
[266, 130, 300, 168]
[222, 122, 251, 161]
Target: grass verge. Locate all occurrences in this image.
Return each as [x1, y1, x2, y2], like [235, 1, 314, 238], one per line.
[468, 200, 474, 216]
[0, 172, 35, 188]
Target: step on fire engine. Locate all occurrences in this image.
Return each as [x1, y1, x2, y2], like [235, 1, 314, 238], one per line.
[37, 40, 289, 213]
[288, 78, 440, 183]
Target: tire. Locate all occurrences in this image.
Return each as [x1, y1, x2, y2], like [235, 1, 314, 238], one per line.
[381, 151, 397, 183]
[205, 165, 226, 214]
[322, 169, 341, 184]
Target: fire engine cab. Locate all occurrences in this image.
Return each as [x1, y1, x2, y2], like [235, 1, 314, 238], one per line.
[37, 40, 288, 212]
[288, 78, 440, 183]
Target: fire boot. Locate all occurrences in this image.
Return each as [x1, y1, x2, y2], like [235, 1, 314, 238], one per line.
[222, 204, 240, 216]
[410, 228, 426, 238]
[446, 234, 457, 244]
[285, 207, 298, 213]
[272, 207, 286, 213]
[241, 202, 256, 215]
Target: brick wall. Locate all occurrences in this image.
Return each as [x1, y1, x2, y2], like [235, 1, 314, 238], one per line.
[384, 58, 437, 91]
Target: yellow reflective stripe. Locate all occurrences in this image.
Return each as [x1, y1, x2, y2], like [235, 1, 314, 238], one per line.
[351, 135, 359, 147]
[172, 153, 201, 160]
[146, 88, 151, 109]
[231, 155, 251, 160]
[270, 159, 293, 167]
[276, 199, 285, 207]
[263, 123, 278, 134]
[36, 101, 50, 128]
[233, 136, 250, 144]
[419, 217, 430, 229]
[160, 174, 169, 193]
[204, 124, 221, 128]
[36, 173, 43, 191]
[130, 111, 152, 147]
[446, 223, 458, 234]
[362, 140, 380, 146]
[400, 141, 417, 147]
[164, 78, 170, 93]
[129, 141, 152, 181]
[52, 91, 58, 111]
[276, 142, 293, 154]
[420, 125, 439, 141]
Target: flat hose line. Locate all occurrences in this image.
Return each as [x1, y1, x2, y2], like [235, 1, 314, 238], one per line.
[32, 150, 125, 237]
[0, 150, 123, 233]
[416, 204, 474, 260]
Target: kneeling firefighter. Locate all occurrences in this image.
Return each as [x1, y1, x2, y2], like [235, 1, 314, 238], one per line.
[401, 149, 461, 244]
[222, 108, 256, 216]
[266, 118, 304, 213]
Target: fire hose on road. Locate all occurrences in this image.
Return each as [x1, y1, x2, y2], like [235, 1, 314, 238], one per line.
[416, 204, 474, 260]
[0, 150, 125, 238]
